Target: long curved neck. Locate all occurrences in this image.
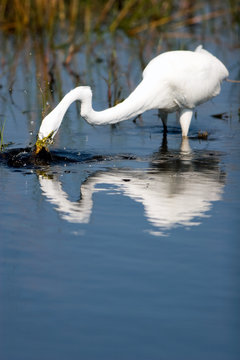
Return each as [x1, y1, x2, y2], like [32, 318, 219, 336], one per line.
[38, 83, 148, 140]
[38, 88, 86, 140]
[81, 83, 146, 126]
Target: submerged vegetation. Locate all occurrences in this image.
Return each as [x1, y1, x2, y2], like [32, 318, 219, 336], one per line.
[35, 131, 54, 154]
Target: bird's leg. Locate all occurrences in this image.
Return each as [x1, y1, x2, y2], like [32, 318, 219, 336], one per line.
[158, 110, 168, 134]
[179, 109, 193, 137]
[176, 109, 180, 122]
[180, 137, 191, 153]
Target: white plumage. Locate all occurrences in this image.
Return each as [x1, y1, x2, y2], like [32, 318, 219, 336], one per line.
[38, 45, 228, 141]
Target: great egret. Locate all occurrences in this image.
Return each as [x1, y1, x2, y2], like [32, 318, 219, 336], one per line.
[36, 45, 228, 152]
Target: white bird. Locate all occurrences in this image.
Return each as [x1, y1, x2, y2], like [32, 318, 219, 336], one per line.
[37, 45, 228, 146]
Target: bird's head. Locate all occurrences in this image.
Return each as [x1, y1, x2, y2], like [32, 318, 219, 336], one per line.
[35, 86, 93, 154]
[35, 109, 59, 154]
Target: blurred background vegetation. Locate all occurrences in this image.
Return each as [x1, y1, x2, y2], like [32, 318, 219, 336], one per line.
[0, 0, 239, 36]
[0, 0, 239, 85]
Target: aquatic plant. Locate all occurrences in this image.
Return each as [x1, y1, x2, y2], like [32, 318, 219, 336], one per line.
[0, 120, 6, 151]
[38, 81, 51, 119]
[35, 131, 54, 154]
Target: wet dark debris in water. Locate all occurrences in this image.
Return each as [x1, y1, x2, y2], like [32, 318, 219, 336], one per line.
[211, 112, 230, 120]
[0, 147, 52, 168]
[197, 131, 208, 140]
[0, 146, 137, 169]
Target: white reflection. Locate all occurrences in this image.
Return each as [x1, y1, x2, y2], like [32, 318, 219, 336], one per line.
[38, 138, 225, 233]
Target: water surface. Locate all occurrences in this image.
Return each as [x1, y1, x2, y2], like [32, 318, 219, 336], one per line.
[0, 3, 240, 359]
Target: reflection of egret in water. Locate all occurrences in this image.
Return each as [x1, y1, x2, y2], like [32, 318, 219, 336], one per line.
[38, 138, 225, 235]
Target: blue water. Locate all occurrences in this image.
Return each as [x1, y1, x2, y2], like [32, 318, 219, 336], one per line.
[1, 12, 240, 360]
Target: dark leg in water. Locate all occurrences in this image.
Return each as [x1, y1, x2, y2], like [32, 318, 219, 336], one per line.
[158, 110, 168, 134]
